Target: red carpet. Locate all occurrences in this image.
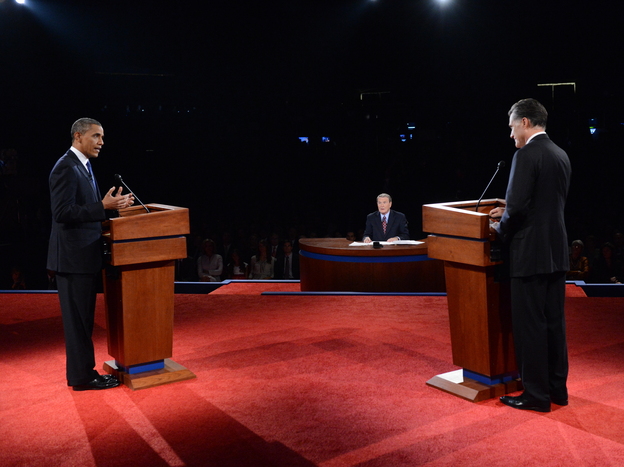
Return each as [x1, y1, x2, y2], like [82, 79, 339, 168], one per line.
[1, 284, 624, 466]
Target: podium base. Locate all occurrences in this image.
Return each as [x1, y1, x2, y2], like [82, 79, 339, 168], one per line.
[104, 358, 196, 391]
[426, 369, 522, 402]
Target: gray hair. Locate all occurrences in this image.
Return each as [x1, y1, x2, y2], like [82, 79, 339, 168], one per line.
[508, 98, 548, 129]
[377, 193, 392, 202]
[71, 118, 102, 141]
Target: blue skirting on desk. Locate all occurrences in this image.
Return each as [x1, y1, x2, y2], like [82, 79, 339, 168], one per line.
[299, 250, 434, 263]
[262, 291, 446, 296]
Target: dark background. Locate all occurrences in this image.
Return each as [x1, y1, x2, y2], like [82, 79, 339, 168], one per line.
[2, 0, 624, 288]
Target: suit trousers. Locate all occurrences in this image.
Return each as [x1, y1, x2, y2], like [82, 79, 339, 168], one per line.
[56, 272, 100, 386]
[510, 271, 568, 403]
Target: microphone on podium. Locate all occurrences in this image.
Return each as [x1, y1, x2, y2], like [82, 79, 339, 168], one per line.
[114, 174, 150, 213]
[475, 161, 505, 212]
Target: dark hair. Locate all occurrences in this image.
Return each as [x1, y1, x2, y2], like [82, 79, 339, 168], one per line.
[602, 242, 615, 252]
[201, 238, 216, 251]
[71, 118, 102, 141]
[257, 239, 269, 260]
[508, 98, 548, 129]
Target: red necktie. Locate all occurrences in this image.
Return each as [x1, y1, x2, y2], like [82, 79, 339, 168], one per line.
[382, 216, 387, 234]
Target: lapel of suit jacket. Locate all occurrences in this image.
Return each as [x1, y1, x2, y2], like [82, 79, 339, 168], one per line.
[386, 210, 395, 231]
[91, 167, 100, 198]
[69, 150, 100, 200]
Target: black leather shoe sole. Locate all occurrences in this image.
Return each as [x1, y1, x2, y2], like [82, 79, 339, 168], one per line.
[500, 395, 551, 413]
[72, 376, 120, 391]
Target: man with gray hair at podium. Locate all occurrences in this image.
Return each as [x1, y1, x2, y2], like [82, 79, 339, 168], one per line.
[362, 193, 410, 243]
[489, 98, 571, 413]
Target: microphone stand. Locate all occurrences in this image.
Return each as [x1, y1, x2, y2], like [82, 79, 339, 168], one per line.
[115, 174, 150, 213]
[475, 161, 505, 212]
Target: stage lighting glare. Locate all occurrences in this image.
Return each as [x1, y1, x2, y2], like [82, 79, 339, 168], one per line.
[16, 0, 26, 4]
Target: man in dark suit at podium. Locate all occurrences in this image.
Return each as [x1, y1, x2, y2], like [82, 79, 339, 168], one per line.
[47, 118, 134, 391]
[490, 99, 571, 412]
[362, 193, 410, 243]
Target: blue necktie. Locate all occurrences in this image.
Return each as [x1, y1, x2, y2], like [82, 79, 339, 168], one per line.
[86, 160, 97, 193]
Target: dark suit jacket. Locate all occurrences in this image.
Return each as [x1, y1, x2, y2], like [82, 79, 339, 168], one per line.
[495, 134, 571, 277]
[47, 149, 107, 274]
[362, 209, 410, 241]
[274, 253, 300, 279]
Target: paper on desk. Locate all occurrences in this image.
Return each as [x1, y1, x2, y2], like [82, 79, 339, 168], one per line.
[349, 240, 424, 246]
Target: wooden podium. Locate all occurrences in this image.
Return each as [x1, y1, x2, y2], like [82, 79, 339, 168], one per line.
[422, 198, 521, 402]
[101, 204, 196, 390]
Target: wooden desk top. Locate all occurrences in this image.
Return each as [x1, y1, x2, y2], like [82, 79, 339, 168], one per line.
[298, 238, 430, 257]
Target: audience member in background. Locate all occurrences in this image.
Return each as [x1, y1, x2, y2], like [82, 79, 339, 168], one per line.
[234, 228, 248, 257]
[274, 240, 300, 279]
[244, 233, 259, 265]
[613, 232, 624, 261]
[225, 248, 248, 279]
[583, 234, 600, 268]
[286, 226, 299, 250]
[218, 231, 235, 266]
[197, 238, 223, 282]
[47, 269, 57, 290]
[566, 240, 589, 281]
[11, 266, 26, 289]
[268, 232, 281, 258]
[249, 239, 274, 279]
[346, 231, 357, 242]
[589, 242, 624, 284]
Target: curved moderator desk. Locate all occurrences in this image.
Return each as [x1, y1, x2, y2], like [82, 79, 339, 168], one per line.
[299, 238, 445, 293]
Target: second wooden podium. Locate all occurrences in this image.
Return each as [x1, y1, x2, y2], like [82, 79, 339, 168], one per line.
[422, 198, 521, 401]
[101, 203, 195, 390]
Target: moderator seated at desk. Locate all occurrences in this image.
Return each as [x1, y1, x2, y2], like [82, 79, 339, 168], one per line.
[362, 193, 410, 243]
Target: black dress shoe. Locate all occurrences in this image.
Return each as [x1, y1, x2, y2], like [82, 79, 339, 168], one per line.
[500, 395, 550, 413]
[72, 375, 120, 391]
[550, 389, 568, 406]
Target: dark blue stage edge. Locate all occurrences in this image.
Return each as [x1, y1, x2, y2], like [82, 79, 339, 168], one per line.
[2, 280, 621, 296]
